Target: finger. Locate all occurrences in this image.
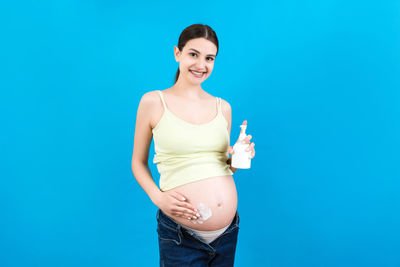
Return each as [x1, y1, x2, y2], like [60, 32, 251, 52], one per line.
[172, 211, 187, 219]
[173, 211, 192, 219]
[243, 135, 252, 144]
[172, 191, 187, 202]
[173, 206, 193, 215]
[174, 207, 199, 219]
[245, 142, 255, 151]
[176, 202, 199, 215]
[172, 197, 199, 214]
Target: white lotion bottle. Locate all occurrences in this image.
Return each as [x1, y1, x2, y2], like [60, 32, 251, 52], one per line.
[231, 124, 251, 169]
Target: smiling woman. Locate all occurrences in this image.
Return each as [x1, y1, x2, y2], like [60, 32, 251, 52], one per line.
[131, 23, 255, 267]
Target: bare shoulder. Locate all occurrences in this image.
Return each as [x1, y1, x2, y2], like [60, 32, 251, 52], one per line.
[137, 90, 162, 114]
[220, 98, 232, 116]
[137, 90, 163, 129]
[139, 90, 159, 105]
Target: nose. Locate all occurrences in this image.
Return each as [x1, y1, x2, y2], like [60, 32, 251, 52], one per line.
[195, 57, 207, 69]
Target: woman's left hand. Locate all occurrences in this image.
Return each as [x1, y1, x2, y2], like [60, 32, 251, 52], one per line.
[228, 120, 256, 159]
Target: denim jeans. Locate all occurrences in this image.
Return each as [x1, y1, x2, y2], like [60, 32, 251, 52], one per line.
[156, 208, 240, 267]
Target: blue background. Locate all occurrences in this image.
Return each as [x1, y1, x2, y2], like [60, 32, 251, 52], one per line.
[1, 1, 399, 266]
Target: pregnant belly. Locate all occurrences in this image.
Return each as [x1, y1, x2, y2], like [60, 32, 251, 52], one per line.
[163, 175, 238, 231]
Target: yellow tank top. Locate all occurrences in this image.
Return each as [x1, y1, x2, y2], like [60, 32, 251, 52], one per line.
[152, 90, 234, 191]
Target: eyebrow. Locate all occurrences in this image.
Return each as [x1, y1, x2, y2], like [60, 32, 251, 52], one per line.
[188, 48, 216, 57]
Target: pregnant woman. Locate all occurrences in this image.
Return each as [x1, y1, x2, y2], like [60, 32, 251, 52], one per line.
[131, 24, 256, 266]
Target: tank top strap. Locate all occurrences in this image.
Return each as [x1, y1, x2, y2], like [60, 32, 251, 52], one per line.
[217, 97, 222, 113]
[157, 90, 167, 110]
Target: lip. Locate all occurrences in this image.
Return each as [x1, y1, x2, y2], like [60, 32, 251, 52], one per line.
[190, 70, 206, 78]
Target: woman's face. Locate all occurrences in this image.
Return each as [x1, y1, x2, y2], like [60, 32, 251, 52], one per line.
[174, 38, 217, 85]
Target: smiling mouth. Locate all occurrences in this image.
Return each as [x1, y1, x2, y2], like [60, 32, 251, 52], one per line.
[190, 70, 206, 78]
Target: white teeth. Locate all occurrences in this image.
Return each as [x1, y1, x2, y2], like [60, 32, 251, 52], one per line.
[191, 70, 204, 75]
[190, 70, 204, 77]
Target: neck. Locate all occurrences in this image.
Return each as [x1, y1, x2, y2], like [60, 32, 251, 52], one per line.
[171, 76, 204, 99]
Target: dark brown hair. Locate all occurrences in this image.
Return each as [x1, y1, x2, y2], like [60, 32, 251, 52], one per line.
[174, 24, 219, 84]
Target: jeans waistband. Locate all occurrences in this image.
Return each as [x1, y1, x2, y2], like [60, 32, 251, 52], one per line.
[156, 208, 239, 232]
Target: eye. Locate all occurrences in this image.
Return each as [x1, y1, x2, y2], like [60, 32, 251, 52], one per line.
[190, 53, 214, 61]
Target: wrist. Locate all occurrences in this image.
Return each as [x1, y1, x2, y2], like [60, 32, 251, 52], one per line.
[150, 188, 163, 206]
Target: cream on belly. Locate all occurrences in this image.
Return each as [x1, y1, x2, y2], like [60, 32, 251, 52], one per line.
[191, 202, 213, 224]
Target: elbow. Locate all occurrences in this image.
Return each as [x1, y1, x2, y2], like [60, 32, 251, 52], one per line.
[131, 161, 138, 175]
[131, 159, 147, 175]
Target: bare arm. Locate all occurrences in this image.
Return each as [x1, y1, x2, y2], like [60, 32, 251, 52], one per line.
[221, 99, 238, 174]
[131, 92, 162, 205]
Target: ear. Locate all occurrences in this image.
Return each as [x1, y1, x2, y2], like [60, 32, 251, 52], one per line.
[174, 46, 181, 62]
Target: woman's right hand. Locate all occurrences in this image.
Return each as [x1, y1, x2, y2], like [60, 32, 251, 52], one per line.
[156, 191, 200, 221]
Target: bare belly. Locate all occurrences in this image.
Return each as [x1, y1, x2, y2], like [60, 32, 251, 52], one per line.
[163, 175, 238, 231]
